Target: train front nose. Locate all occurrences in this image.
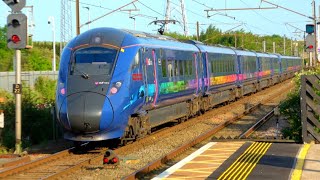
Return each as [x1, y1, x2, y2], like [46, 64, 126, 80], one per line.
[67, 92, 113, 133]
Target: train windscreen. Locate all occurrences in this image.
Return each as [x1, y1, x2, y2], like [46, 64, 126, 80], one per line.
[71, 47, 117, 76]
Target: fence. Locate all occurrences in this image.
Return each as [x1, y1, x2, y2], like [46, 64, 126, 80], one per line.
[0, 71, 58, 92]
[301, 75, 320, 143]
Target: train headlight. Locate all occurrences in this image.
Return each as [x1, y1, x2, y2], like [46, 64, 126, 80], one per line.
[109, 81, 122, 95]
[115, 81, 122, 88]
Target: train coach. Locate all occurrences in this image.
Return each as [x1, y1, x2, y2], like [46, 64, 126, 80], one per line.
[55, 27, 302, 144]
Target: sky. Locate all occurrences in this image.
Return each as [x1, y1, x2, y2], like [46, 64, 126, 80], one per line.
[0, 0, 316, 42]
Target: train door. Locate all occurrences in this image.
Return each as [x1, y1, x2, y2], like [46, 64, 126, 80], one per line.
[201, 52, 209, 93]
[142, 48, 159, 107]
[237, 55, 243, 85]
[128, 48, 145, 109]
[257, 56, 262, 80]
[193, 52, 200, 94]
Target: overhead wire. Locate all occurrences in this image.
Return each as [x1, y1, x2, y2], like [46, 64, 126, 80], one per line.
[239, 0, 279, 25]
[70, 0, 305, 39]
[136, 0, 165, 17]
[170, 0, 233, 25]
[192, 0, 211, 9]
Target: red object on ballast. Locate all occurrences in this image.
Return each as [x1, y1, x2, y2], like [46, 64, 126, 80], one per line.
[111, 157, 118, 163]
[103, 157, 109, 164]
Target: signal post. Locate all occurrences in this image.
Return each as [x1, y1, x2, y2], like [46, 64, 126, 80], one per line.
[3, 0, 28, 154]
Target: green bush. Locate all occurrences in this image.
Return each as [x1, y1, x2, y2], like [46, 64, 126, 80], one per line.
[280, 91, 301, 141]
[34, 76, 57, 104]
[0, 77, 57, 149]
[280, 67, 320, 141]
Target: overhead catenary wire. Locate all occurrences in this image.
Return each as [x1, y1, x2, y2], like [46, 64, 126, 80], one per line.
[239, 0, 280, 25]
[80, 0, 139, 28]
[137, 0, 165, 17]
[70, 0, 309, 40]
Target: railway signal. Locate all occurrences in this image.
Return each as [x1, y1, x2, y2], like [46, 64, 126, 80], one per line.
[7, 13, 28, 49]
[306, 34, 315, 52]
[2, 0, 27, 154]
[3, 0, 26, 12]
[103, 150, 119, 166]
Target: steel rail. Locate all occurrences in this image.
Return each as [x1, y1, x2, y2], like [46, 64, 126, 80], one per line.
[239, 107, 277, 139]
[122, 102, 261, 180]
[0, 147, 73, 178]
[45, 154, 104, 179]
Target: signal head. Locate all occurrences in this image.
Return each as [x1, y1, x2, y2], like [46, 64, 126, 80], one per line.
[7, 13, 27, 49]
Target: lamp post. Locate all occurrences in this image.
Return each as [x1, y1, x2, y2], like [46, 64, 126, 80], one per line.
[83, 6, 90, 30]
[48, 16, 56, 72]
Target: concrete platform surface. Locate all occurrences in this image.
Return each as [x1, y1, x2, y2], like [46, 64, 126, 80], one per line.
[301, 144, 320, 180]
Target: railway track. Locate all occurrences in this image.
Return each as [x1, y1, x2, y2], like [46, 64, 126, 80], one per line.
[0, 146, 106, 179]
[239, 106, 277, 139]
[123, 84, 295, 179]
[0, 79, 295, 179]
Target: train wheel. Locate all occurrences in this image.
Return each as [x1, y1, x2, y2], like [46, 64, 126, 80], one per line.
[120, 126, 135, 146]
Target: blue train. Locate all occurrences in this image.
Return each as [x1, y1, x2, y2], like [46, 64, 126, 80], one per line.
[55, 27, 302, 143]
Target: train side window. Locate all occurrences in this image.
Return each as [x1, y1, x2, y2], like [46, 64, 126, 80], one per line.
[179, 60, 183, 76]
[162, 59, 167, 77]
[186, 60, 190, 76]
[211, 60, 214, 74]
[184, 61, 188, 76]
[168, 60, 173, 77]
[131, 51, 140, 70]
[188, 60, 193, 76]
[174, 60, 179, 76]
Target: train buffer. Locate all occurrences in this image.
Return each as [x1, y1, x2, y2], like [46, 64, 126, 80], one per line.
[152, 141, 320, 180]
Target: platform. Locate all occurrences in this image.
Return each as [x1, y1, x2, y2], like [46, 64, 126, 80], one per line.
[153, 141, 319, 180]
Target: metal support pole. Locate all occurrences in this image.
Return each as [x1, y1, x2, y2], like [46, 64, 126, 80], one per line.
[318, 5, 320, 60]
[53, 27, 56, 71]
[273, 42, 276, 53]
[263, 40, 266, 52]
[283, 35, 286, 55]
[48, 16, 56, 71]
[310, 52, 312, 66]
[291, 39, 293, 56]
[196, 21, 199, 41]
[76, 0, 80, 35]
[83, 7, 90, 30]
[133, 18, 136, 30]
[302, 47, 305, 67]
[242, 34, 244, 48]
[15, 50, 22, 154]
[235, 34, 237, 48]
[313, 0, 317, 64]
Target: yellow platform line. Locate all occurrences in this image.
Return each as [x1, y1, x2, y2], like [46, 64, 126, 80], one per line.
[227, 142, 269, 180]
[240, 143, 272, 179]
[291, 144, 311, 180]
[218, 142, 260, 180]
